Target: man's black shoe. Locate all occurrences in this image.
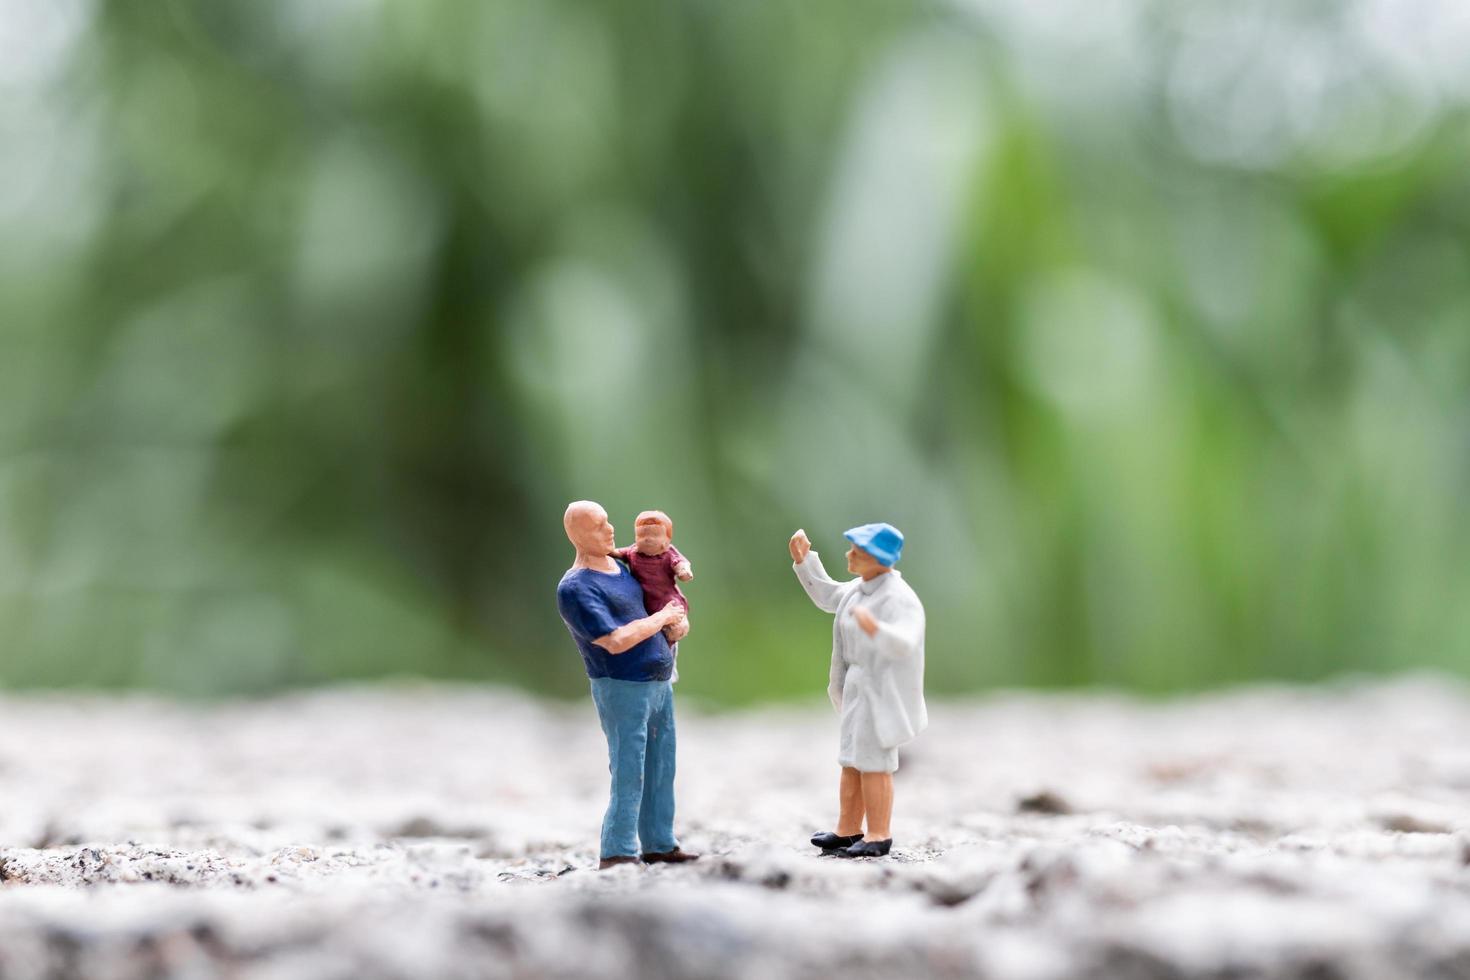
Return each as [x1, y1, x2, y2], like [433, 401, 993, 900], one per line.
[598, 855, 642, 870]
[641, 848, 700, 864]
[836, 838, 892, 858]
[810, 831, 864, 851]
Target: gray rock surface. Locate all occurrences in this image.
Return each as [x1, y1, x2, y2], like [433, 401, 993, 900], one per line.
[3, 678, 1470, 978]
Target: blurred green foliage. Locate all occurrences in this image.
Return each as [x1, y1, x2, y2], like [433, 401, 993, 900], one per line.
[2, 0, 1469, 702]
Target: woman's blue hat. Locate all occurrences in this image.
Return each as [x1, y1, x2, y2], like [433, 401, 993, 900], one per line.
[843, 522, 904, 566]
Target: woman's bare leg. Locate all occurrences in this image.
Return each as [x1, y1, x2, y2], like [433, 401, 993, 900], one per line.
[859, 772, 894, 840]
[836, 766, 865, 836]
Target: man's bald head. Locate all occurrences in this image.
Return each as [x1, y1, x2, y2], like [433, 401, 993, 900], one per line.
[564, 500, 603, 536]
[564, 500, 615, 558]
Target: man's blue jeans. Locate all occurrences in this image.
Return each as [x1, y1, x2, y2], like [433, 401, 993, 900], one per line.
[590, 677, 679, 859]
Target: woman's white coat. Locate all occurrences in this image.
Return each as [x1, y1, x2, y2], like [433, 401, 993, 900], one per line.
[793, 551, 928, 758]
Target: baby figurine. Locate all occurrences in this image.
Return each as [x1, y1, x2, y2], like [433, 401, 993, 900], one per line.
[615, 509, 693, 679]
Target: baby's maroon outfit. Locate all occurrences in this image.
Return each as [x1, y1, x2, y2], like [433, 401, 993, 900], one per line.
[616, 546, 689, 616]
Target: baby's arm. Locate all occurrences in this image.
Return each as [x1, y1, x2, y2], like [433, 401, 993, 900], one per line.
[663, 547, 691, 640]
[669, 545, 693, 582]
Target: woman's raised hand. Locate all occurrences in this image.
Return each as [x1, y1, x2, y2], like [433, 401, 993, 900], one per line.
[789, 529, 811, 564]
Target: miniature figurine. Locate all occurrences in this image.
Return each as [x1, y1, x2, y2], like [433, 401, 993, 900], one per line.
[557, 500, 700, 870]
[614, 510, 693, 681]
[789, 523, 927, 859]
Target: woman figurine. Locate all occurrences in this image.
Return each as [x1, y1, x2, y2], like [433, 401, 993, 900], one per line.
[789, 523, 927, 858]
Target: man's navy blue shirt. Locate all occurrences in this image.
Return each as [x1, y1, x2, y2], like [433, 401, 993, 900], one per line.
[557, 561, 673, 682]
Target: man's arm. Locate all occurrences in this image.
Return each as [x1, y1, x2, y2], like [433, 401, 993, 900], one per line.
[594, 601, 684, 655]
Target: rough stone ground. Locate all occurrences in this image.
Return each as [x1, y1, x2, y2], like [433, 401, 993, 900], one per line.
[3, 677, 1470, 979]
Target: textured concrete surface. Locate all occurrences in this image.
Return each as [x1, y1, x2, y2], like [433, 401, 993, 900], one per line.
[4, 677, 1470, 978]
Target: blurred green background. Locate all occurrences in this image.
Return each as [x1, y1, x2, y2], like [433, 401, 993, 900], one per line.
[2, 0, 1468, 703]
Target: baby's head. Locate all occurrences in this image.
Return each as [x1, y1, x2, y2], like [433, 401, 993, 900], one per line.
[633, 510, 674, 556]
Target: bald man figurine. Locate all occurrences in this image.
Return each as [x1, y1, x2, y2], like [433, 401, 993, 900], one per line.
[556, 501, 698, 870]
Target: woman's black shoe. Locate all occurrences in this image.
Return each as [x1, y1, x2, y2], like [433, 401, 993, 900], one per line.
[810, 831, 864, 851]
[836, 838, 892, 858]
